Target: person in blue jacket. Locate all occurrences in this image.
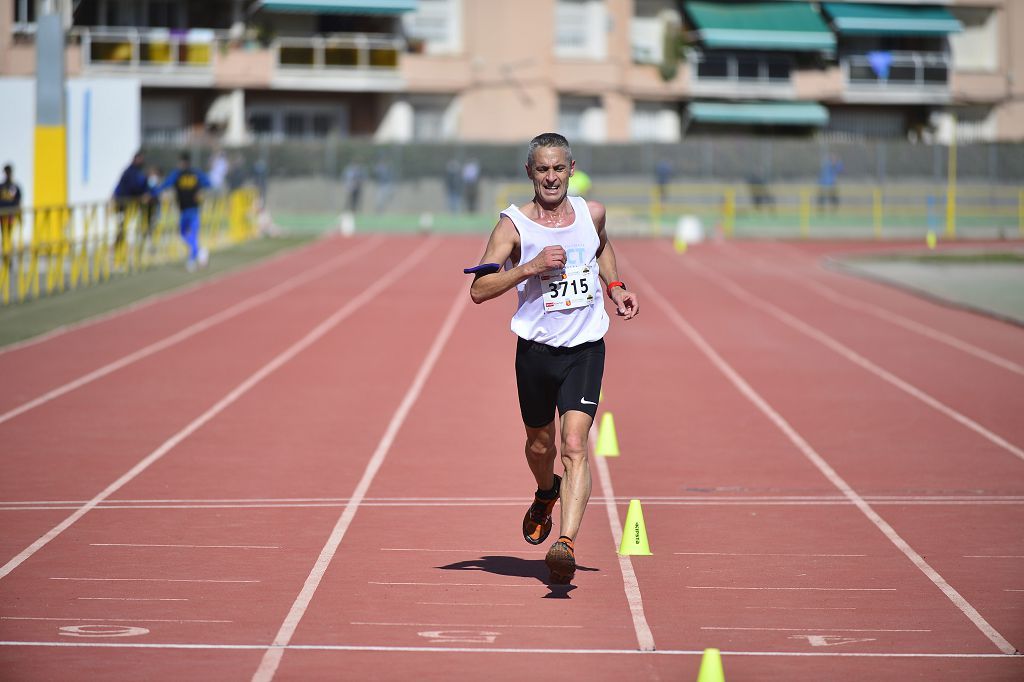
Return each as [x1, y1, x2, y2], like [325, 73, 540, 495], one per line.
[151, 153, 211, 272]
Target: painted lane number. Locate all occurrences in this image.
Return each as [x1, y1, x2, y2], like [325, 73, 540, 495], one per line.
[59, 624, 150, 638]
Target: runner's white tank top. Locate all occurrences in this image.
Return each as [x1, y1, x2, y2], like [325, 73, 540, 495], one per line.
[502, 195, 609, 347]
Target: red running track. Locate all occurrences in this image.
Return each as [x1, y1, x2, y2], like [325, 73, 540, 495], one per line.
[0, 234, 1022, 681]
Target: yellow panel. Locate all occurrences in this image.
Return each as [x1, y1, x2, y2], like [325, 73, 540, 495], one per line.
[34, 126, 67, 209]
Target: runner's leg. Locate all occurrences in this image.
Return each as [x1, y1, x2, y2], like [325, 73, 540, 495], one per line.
[524, 421, 557, 492]
[557, 409, 593, 541]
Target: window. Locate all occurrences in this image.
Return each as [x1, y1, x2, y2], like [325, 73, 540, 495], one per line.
[736, 55, 760, 80]
[558, 96, 604, 143]
[96, 0, 186, 28]
[696, 53, 729, 79]
[249, 113, 274, 137]
[411, 96, 456, 141]
[695, 52, 791, 84]
[248, 106, 349, 140]
[402, 0, 462, 54]
[555, 0, 607, 60]
[630, 101, 680, 142]
[950, 7, 998, 72]
[13, 0, 36, 25]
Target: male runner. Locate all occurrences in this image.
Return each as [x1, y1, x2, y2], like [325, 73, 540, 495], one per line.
[151, 153, 211, 272]
[467, 133, 638, 584]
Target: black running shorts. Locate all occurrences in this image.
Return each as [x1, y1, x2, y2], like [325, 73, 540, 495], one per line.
[514, 337, 605, 428]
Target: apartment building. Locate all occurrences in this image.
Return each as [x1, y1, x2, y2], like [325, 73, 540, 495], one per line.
[2, 0, 1021, 144]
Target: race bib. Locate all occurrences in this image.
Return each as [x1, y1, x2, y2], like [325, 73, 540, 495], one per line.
[540, 264, 596, 313]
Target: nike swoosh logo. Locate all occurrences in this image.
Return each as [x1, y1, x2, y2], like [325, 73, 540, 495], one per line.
[580, 398, 597, 405]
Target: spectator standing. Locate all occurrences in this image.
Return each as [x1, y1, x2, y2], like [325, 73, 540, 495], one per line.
[343, 161, 365, 213]
[462, 158, 481, 213]
[444, 158, 462, 213]
[113, 151, 151, 253]
[817, 154, 843, 212]
[208, 148, 229, 192]
[0, 164, 22, 266]
[655, 159, 672, 202]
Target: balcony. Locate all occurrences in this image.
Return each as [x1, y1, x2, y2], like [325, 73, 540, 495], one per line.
[841, 51, 951, 104]
[689, 51, 794, 100]
[75, 27, 218, 87]
[272, 34, 404, 91]
[39, 27, 406, 93]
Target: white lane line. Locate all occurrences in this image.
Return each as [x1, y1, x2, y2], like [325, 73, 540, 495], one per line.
[686, 586, 895, 592]
[593, 428, 657, 652]
[675, 552, 867, 558]
[78, 598, 188, 602]
[368, 582, 539, 588]
[702, 627, 931, 633]
[350, 622, 584, 629]
[2, 617, 230, 623]
[632, 259, 1018, 656]
[0, 236, 382, 426]
[0, 239, 437, 584]
[687, 255, 1024, 464]
[90, 544, 279, 549]
[8, 493, 1024, 509]
[731, 243, 1024, 377]
[1004, 589, 1024, 592]
[0, 235, 330, 357]
[416, 603, 523, 607]
[964, 555, 1024, 559]
[0, 641, 1016, 658]
[50, 578, 257, 583]
[251, 281, 468, 682]
[7, 493, 1024, 505]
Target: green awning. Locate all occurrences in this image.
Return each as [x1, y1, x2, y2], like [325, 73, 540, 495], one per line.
[689, 102, 829, 126]
[685, 1, 835, 52]
[823, 3, 962, 36]
[256, 0, 417, 14]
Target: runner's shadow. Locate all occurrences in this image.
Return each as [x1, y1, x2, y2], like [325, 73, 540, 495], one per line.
[436, 556, 598, 599]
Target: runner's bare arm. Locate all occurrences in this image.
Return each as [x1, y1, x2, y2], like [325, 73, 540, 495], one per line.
[590, 200, 639, 320]
[470, 215, 567, 304]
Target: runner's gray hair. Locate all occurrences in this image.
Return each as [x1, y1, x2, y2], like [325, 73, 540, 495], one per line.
[527, 133, 573, 167]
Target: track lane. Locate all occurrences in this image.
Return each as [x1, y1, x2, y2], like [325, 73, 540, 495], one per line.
[275, 241, 651, 677]
[0, 236, 485, 680]
[598, 237, 1015, 667]
[0, 236, 371, 416]
[745, 240, 1024, 367]
[704, 243, 1024, 449]
[0, 237, 435, 572]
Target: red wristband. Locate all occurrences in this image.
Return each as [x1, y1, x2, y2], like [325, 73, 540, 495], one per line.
[607, 281, 626, 295]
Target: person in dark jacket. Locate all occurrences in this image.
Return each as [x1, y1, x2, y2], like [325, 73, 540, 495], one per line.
[113, 151, 151, 252]
[151, 153, 212, 272]
[0, 164, 22, 267]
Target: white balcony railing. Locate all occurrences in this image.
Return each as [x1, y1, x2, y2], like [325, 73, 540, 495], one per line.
[274, 34, 403, 73]
[842, 50, 950, 89]
[76, 27, 219, 71]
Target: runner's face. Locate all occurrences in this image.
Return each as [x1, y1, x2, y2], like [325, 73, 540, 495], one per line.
[526, 147, 574, 205]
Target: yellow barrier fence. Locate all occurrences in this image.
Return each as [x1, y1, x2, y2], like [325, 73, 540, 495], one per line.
[0, 188, 258, 305]
[495, 182, 1024, 240]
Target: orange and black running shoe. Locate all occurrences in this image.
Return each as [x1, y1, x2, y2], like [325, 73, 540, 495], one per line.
[545, 536, 576, 584]
[522, 474, 561, 545]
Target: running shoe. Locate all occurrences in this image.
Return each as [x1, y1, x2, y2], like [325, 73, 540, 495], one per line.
[522, 474, 561, 545]
[545, 536, 576, 584]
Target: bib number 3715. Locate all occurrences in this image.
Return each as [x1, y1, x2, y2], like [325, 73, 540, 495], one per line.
[540, 264, 596, 313]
